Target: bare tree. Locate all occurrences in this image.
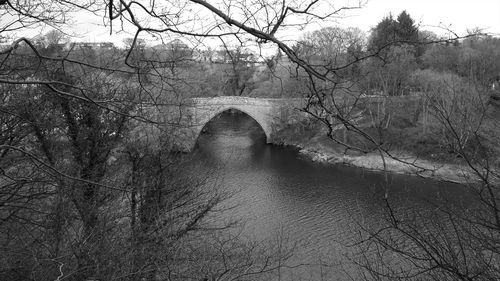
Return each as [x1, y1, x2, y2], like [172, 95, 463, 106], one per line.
[345, 67, 500, 281]
[1, 1, 497, 281]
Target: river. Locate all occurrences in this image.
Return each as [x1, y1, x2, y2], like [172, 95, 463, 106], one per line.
[192, 110, 470, 280]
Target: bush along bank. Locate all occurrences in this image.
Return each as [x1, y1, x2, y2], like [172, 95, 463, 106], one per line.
[273, 127, 477, 185]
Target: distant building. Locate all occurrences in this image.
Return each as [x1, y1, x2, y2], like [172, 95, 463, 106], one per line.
[68, 42, 115, 51]
[194, 49, 215, 62]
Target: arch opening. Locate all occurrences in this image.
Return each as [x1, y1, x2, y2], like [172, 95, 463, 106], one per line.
[193, 107, 270, 149]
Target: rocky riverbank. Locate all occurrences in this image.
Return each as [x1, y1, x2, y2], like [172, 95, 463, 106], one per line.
[279, 135, 476, 184]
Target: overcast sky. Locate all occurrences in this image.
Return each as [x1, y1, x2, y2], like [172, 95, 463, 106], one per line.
[28, 0, 500, 46]
[340, 0, 500, 35]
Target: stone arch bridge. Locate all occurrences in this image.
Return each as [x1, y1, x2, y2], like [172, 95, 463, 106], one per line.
[168, 96, 306, 151]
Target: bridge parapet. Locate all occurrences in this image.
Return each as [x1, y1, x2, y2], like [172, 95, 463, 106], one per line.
[190, 96, 304, 107]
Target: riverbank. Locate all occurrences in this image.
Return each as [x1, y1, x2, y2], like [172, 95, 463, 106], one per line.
[279, 135, 476, 184]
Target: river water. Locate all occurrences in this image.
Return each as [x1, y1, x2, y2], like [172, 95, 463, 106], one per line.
[193, 111, 470, 280]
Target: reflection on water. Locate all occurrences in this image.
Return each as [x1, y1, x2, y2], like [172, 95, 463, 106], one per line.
[193, 111, 470, 279]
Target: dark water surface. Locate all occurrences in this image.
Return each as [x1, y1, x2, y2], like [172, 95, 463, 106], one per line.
[193, 111, 470, 280]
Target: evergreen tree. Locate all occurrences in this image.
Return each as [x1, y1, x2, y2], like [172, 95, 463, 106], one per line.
[368, 11, 419, 52]
[396, 10, 419, 43]
[368, 14, 397, 52]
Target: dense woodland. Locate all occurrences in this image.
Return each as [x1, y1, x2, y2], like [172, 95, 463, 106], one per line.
[1, 1, 499, 280]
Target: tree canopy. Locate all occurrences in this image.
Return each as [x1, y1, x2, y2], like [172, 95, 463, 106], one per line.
[368, 10, 419, 52]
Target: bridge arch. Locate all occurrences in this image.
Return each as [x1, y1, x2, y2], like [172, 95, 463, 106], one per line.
[192, 106, 272, 147]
